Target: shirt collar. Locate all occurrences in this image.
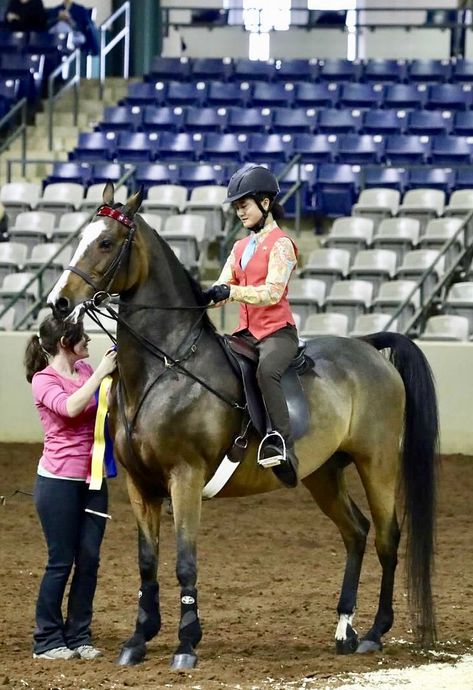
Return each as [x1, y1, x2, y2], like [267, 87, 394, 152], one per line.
[251, 219, 277, 244]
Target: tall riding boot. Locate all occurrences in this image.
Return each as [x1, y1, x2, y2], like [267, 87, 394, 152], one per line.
[259, 433, 298, 489]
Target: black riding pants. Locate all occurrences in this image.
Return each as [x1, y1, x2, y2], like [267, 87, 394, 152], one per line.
[33, 475, 108, 654]
[240, 325, 299, 445]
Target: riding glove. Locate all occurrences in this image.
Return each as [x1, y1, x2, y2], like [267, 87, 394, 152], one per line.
[203, 284, 231, 304]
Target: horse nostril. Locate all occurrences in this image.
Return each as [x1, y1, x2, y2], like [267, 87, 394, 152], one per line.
[55, 297, 70, 315]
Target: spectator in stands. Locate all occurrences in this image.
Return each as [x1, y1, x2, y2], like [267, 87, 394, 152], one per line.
[204, 163, 300, 489]
[24, 315, 117, 660]
[5, 0, 47, 31]
[48, 0, 99, 54]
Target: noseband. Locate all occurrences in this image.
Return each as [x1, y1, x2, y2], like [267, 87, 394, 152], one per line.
[66, 205, 136, 293]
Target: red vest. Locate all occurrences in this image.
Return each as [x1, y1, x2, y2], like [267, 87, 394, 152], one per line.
[232, 226, 297, 340]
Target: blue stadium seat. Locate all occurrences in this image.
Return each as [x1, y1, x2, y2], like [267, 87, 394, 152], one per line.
[361, 109, 405, 135]
[201, 133, 246, 163]
[142, 105, 184, 132]
[246, 133, 289, 163]
[407, 167, 455, 193]
[226, 106, 270, 133]
[164, 80, 207, 107]
[336, 134, 383, 164]
[184, 106, 227, 132]
[90, 162, 124, 185]
[407, 59, 451, 83]
[272, 162, 317, 214]
[26, 31, 69, 55]
[271, 108, 314, 134]
[206, 81, 250, 107]
[0, 78, 19, 108]
[190, 58, 233, 81]
[406, 110, 452, 135]
[233, 58, 276, 82]
[315, 164, 360, 217]
[364, 167, 408, 192]
[0, 30, 27, 54]
[46, 162, 91, 186]
[98, 105, 141, 132]
[383, 84, 426, 109]
[157, 132, 201, 162]
[430, 135, 472, 165]
[250, 82, 294, 108]
[338, 83, 383, 109]
[294, 82, 339, 108]
[317, 108, 361, 134]
[0, 53, 44, 103]
[454, 168, 473, 189]
[451, 59, 473, 84]
[273, 58, 317, 82]
[362, 59, 406, 83]
[425, 84, 472, 110]
[134, 163, 177, 192]
[384, 134, 431, 164]
[146, 56, 191, 81]
[124, 82, 163, 106]
[116, 132, 160, 162]
[177, 164, 225, 188]
[318, 58, 361, 82]
[452, 111, 473, 136]
[71, 132, 117, 161]
[292, 133, 336, 163]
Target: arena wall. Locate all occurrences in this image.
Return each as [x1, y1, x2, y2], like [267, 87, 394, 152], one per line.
[1, 331, 472, 454]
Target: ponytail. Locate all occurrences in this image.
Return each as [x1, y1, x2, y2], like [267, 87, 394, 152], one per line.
[24, 314, 84, 383]
[24, 335, 49, 383]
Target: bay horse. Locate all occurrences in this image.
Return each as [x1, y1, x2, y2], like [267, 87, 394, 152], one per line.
[48, 184, 439, 670]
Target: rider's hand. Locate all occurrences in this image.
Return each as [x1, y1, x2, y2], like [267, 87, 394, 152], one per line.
[95, 348, 117, 379]
[203, 284, 231, 305]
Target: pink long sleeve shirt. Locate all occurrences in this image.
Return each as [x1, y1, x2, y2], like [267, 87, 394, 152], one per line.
[31, 361, 97, 479]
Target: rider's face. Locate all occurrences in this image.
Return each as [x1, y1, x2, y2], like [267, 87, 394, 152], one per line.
[233, 196, 270, 229]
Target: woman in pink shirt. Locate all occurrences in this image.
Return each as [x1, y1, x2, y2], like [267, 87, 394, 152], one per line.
[24, 315, 116, 660]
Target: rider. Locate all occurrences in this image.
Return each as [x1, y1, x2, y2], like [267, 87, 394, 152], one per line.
[204, 163, 300, 488]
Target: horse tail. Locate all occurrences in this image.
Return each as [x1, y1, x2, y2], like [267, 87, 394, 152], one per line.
[361, 331, 439, 646]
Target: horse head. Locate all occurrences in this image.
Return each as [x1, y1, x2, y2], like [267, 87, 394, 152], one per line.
[48, 182, 145, 320]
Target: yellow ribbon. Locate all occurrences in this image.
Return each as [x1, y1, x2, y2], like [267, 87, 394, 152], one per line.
[89, 375, 112, 491]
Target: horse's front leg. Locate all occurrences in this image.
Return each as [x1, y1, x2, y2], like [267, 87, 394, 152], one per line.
[117, 474, 162, 665]
[169, 462, 205, 670]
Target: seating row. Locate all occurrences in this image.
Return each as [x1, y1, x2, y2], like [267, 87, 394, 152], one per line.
[97, 105, 473, 138]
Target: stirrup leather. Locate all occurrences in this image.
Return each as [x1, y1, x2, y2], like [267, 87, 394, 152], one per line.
[257, 430, 286, 468]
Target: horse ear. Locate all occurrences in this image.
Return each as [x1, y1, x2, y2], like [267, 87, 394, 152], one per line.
[123, 188, 143, 218]
[103, 181, 115, 206]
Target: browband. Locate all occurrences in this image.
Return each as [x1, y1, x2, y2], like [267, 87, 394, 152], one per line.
[96, 205, 135, 228]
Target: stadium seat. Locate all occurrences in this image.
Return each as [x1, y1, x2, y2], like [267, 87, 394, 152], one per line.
[124, 81, 162, 106]
[418, 217, 464, 269]
[317, 108, 361, 134]
[183, 186, 227, 240]
[395, 249, 445, 297]
[294, 82, 339, 109]
[315, 164, 360, 217]
[233, 58, 275, 82]
[452, 111, 473, 136]
[323, 216, 374, 260]
[293, 133, 336, 163]
[398, 189, 446, 234]
[190, 58, 233, 81]
[372, 218, 420, 264]
[225, 106, 270, 133]
[206, 81, 250, 107]
[430, 135, 472, 165]
[300, 312, 349, 338]
[163, 80, 207, 107]
[161, 214, 207, 276]
[444, 282, 473, 332]
[98, 105, 141, 132]
[142, 105, 185, 132]
[9, 212, 55, 250]
[156, 132, 201, 162]
[336, 134, 383, 164]
[361, 109, 405, 135]
[338, 83, 383, 109]
[141, 185, 188, 220]
[51, 211, 91, 244]
[383, 84, 425, 110]
[116, 132, 160, 162]
[349, 312, 398, 337]
[450, 59, 473, 84]
[147, 56, 191, 82]
[318, 58, 361, 82]
[201, 132, 246, 163]
[419, 314, 469, 341]
[273, 58, 317, 82]
[184, 106, 227, 132]
[24, 243, 72, 290]
[287, 278, 326, 325]
[363, 59, 406, 83]
[348, 249, 398, 296]
[250, 82, 294, 108]
[407, 168, 455, 193]
[0, 272, 38, 323]
[384, 134, 431, 165]
[324, 280, 373, 331]
[89, 162, 124, 185]
[406, 110, 452, 136]
[272, 108, 314, 134]
[0, 307, 15, 331]
[299, 248, 350, 292]
[453, 169, 473, 190]
[0, 52, 44, 103]
[372, 279, 420, 331]
[45, 162, 91, 186]
[407, 59, 451, 83]
[139, 213, 163, 233]
[0, 182, 41, 224]
[36, 183, 84, 220]
[363, 167, 408, 192]
[352, 188, 400, 225]
[425, 84, 472, 110]
[72, 131, 117, 162]
[246, 133, 290, 163]
[134, 163, 177, 192]
[444, 189, 473, 217]
[0, 242, 28, 282]
[177, 164, 225, 188]
[0, 29, 26, 54]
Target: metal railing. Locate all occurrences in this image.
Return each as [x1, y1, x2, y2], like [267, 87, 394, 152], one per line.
[47, 48, 81, 151]
[98, 1, 130, 100]
[0, 98, 27, 178]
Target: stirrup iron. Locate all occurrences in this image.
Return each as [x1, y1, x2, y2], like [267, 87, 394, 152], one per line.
[257, 430, 286, 468]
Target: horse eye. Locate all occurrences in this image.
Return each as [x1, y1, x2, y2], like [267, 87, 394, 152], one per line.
[99, 239, 113, 250]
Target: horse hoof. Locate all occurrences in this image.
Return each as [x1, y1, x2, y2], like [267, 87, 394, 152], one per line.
[356, 639, 382, 654]
[171, 652, 197, 670]
[116, 644, 146, 665]
[336, 624, 358, 655]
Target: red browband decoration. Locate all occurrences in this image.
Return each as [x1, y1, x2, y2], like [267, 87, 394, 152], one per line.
[96, 205, 135, 228]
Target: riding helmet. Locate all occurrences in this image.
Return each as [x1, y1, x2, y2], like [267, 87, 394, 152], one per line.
[226, 163, 280, 204]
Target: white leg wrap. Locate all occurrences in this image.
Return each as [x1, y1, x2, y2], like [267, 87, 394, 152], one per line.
[335, 613, 355, 641]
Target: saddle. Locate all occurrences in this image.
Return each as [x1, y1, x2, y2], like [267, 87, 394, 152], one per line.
[221, 333, 314, 443]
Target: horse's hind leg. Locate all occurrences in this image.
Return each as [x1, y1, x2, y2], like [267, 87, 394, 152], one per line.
[303, 453, 370, 655]
[117, 475, 162, 665]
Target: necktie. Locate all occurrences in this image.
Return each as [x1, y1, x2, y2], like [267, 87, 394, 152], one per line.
[241, 235, 257, 270]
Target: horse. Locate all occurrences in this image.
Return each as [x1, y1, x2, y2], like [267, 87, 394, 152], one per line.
[48, 183, 439, 670]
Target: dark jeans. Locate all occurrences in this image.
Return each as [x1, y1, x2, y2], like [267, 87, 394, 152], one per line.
[33, 476, 108, 654]
[241, 325, 299, 444]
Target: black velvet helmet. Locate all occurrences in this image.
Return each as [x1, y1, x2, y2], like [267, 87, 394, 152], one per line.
[226, 164, 280, 204]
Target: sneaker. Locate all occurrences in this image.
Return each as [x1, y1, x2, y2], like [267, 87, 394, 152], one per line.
[74, 644, 102, 660]
[33, 646, 79, 660]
